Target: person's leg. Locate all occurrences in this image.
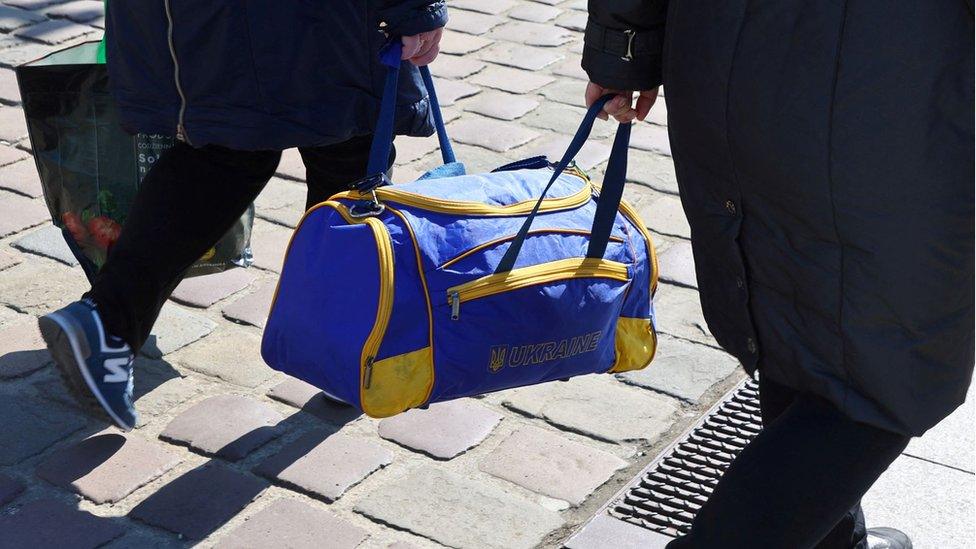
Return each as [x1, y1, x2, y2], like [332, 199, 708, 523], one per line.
[89, 143, 281, 350]
[667, 378, 910, 549]
[299, 134, 394, 210]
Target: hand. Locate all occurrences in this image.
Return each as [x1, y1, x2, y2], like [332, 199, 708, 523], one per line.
[402, 28, 443, 66]
[585, 82, 659, 123]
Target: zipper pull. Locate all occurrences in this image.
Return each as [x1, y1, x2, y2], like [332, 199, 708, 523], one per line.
[449, 291, 460, 320]
[364, 357, 375, 389]
[176, 124, 188, 143]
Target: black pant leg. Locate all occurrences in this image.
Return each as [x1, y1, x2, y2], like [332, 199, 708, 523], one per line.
[87, 143, 280, 350]
[667, 379, 909, 549]
[299, 134, 395, 211]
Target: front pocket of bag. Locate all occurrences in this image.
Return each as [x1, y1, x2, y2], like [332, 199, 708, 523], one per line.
[431, 258, 632, 400]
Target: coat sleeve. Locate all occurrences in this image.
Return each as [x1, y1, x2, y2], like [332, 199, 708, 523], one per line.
[378, 0, 448, 37]
[582, 0, 667, 91]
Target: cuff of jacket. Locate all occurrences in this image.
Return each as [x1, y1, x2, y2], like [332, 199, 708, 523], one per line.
[581, 19, 664, 91]
[382, 1, 449, 37]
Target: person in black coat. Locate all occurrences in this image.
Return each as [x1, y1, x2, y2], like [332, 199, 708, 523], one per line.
[39, 1, 448, 432]
[583, 1, 974, 548]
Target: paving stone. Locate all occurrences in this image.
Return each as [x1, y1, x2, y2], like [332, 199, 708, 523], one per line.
[217, 498, 368, 549]
[170, 267, 255, 308]
[450, 0, 516, 15]
[468, 65, 554, 94]
[634, 192, 690, 239]
[394, 135, 440, 164]
[0, 249, 21, 272]
[439, 30, 492, 55]
[133, 358, 201, 427]
[480, 425, 626, 505]
[0, 143, 28, 164]
[354, 466, 564, 549]
[160, 395, 284, 460]
[130, 464, 267, 541]
[0, 499, 125, 548]
[540, 78, 586, 107]
[36, 431, 182, 504]
[501, 376, 680, 444]
[463, 92, 539, 121]
[552, 54, 588, 80]
[222, 282, 276, 328]
[627, 152, 680, 195]
[0, 192, 48, 237]
[508, 3, 562, 23]
[0, 158, 36, 199]
[275, 147, 305, 181]
[266, 378, 363, 425]
[12, 224, 77, 265]
[255, 177, 306, 227]
[564, 513, 673, 549]
[140, 302, 217, 358]
[429, 54, 485, 80]
[0, 473, 24, 506]
[429, 77, 480, 106]
[653, 284, 714, 345]
[0, 395, 85, 465]
[249, 221, 292, 272]
[449, 9, 503, 35]
[522, 102, 614, 138]
[0, 40, 51, 69]
[630, 123, 671, 156]
[14, 18, 94, 44]
[490, 21, 574, 47]
[525, 135, 610, 170]
[0, 261, 88, 315]
[174, 329, 274, 388]
[0, 319, 51, 379]
[647, 95, 668, 126]
[255, 430, 392, 502]
[387, 543, 420, 549]
[0, 5, 45, 32]
[4, 0, 70, 9]
[378, 400, 503, 460]
[555, 10, 588, 32]
[449, 117, 539, 152]
[905, 382, 974, 473]
[479, 42, 564, 71]
[44, 0, 102, 22]
[657, 240, 696, 288]
[618, 334, 740, 403]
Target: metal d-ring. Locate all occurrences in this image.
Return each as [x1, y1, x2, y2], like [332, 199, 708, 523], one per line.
[348, 190, 386, 218]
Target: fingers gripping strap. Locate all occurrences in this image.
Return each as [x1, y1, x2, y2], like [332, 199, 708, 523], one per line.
[494, 94, 627, 274]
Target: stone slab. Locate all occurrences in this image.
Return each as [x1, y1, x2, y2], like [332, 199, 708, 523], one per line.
[354, 466, 564, 549]
[653, 285, 715, 346]
[479, 425, 626, 505]
[170, 267, 255, 308]
[0, 249, 21, 272]
[468, 64, 554, 94]
[618, 334, 740, 403]
[521, 102, 614, 138]
[479, 42, 564, 71]
[450, 0, 516, 15]
[222, 282, 276, 328]
[526, 135, 610, 170]
[555, 10, 588, 32]
[449, 9, 503, 35]
[541, 79, 586, 107]
[0, 5, 46, 32]
[502, 376, 680, 444]
[0, 258, 88, 317]
[464, 92, 539, 121]
[508, 3, 562, 23]
[36, 431, 181, 504]
[378, 400, 503, 460]
[132, 358, 200, 427]
[160, 395, 284, 460]
[266, 377, 362, 425]
[429, 77, 480, 107]
[657, 240, 696, 288]
[626, 153, 680, 196]
[0, 103, 29, 143]
[490, 21, 574, 47]
[564, 514, 672, 549]
[12, 224, 78, 265]
[863, 455, 975, 549]
[0, 192, 48, 238]
[0, 158, 42, 197]
[0, 395, 85, 465]
[255, 430, 392, 502]
[14, 18, 94, 44]
[0, 473, 24, 507]
[440, 30, 492, 55]
[630, 124, 671, 156]
[130, 464, 267, 541]
[275, 148, 305, 181]
[140, 302, 217, 358]
[636, 193, 691, 239]
[449, 117, 539, 152]
[216, 498, 368, 549]
[174, 328, 273, 388]
[0, 319, 51, 379]
[905, 382, 974, 473]
[45, 0, 103, 23]
[0, 499, 125, 547]
[552, 55, 588, 80]
[249, 221, 292, 272]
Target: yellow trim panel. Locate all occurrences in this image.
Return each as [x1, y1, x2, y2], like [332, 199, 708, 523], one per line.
[610, 317, 657, 373]
[448, 258, 630, 306]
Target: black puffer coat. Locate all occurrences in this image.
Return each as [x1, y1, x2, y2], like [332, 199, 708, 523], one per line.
[584, 0, 974, 436]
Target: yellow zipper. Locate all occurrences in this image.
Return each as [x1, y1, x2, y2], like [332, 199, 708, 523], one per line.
[447, 258, 630, 319]
[332, 173, 591, 217]
[360, 215, 395, 397]
[440, 230, 625, 269]
[617, 198, 659, 295]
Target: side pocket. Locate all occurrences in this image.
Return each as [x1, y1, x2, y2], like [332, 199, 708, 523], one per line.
[361, 347, 433, 418]
[610, 317, 657, 373]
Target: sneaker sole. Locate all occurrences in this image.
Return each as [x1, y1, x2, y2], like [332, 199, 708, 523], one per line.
[38, 313, 133, 432]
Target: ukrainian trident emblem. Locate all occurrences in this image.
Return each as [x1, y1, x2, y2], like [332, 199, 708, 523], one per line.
[488, 345, 508, 373]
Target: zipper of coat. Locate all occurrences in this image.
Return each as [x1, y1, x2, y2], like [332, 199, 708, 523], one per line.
[163, 0, 191, 145]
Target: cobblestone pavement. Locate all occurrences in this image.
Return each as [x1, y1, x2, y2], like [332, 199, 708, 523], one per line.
[0, 2, 747, 548]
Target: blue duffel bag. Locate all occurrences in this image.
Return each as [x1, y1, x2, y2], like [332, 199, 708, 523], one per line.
[262, 43, 659, 418]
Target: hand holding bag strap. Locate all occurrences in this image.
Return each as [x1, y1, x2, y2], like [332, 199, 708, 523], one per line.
[494, 93, 630, 274]
[366, 40, 454, 177]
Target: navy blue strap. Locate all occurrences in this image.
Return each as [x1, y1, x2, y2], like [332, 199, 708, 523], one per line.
[366, 41, 454, 177]
[586, 122, 631, 259]
[494, 94, 630, 274]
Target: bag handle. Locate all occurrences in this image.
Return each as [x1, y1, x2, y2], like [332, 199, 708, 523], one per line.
[366, 40, 455, 177]
[494, 94, 631, 274]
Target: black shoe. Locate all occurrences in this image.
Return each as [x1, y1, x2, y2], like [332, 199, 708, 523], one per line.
[867, 527, 912, 549]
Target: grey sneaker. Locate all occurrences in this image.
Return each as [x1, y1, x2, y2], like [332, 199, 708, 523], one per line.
[867, 527, 912, 549]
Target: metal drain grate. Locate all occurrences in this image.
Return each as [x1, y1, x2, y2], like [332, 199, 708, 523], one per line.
[609, 378, 762, 538]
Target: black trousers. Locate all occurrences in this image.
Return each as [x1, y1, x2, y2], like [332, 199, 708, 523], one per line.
[87, 135, 383, 350]
[667, 375, 910, 549]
